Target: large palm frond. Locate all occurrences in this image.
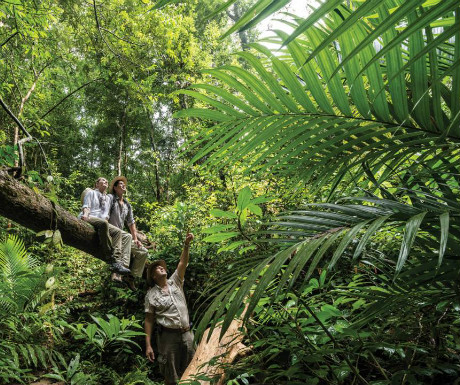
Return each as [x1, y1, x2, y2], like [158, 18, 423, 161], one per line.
[174, 0, 459, 340]
[177, 1, 459, 196]
[194, 193, 459, 339]
[0, 235, 45, 313]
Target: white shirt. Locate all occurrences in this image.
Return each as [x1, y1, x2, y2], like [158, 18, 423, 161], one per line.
[78, 189, 111, 220]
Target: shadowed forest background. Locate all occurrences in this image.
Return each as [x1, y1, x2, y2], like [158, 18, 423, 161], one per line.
[0, 0, 459, 384]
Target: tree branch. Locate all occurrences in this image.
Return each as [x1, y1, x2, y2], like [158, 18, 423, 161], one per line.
[0, 96, 50, 173]
[39, 77, 102, 120]
[0, 96, 32, 140]
[1, 31, 18, 47]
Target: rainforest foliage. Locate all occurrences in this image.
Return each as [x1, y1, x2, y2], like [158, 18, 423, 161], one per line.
[0, 0, 459, 384]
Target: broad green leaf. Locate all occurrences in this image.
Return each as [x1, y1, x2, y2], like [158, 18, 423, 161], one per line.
[202, 224, 235, 234]
[237, 186, 252, 212]
[210, 209, 237, 219]
[217, 240, 247, 253]
[67, 354, 80, 379]
[85, 323, 97, 341]
[203, 232, 240, 243]
[247, 203, 262, 217]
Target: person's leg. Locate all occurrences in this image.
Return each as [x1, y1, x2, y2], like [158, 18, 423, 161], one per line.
[107, 224, 131, 276]
[108, 224, 122, 260]
[120, 231, 132, 269]
[130, 242, 148, 278]
[178, 331, 195, 378]
[157, 330, 181, 385]
[86, 217, 112, 259]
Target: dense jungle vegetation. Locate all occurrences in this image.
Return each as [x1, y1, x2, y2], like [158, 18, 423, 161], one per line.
[0, 0, 459, 384]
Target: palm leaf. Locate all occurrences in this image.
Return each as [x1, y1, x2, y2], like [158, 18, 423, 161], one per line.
[194, 193, 458, 339]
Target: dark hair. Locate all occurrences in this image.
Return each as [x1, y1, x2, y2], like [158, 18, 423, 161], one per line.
[113, 179, 123, 188]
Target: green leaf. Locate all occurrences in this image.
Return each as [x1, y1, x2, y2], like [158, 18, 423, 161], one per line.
[67, 354, 80, 379]
[109, 316, 121, 337]
[237, 186, 252, 212]
[396, 212, 427, 273]
[217, 240, 247, 253]
[85, 323, 97, 341]
[247, 203, 262, 217]
[282, 0, 343, 46]
[210, 209, 237, 219]
[330, 220, 370, 269]
[321, 304, 342, 317]
[438, 211, 449, 267]
[202, 224, 235, 234]
[221, 0, 274, 39]
[203, 232, 240, 243]
[353, 215, 392, 259]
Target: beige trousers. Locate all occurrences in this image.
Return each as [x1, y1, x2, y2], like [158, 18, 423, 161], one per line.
[87, 217, 122, 260]
[118, 230, 148, 278]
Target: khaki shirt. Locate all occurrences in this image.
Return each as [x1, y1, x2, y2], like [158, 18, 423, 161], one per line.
[144, 270, 190, 329]
[108, 194, 135, 230]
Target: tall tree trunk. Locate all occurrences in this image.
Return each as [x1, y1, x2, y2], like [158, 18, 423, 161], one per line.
[115, 109, 126, 176]
[227, 2, 249, 51]
[146, 110, 161, 202]
[14, 74, 38, 167]
[149, 132, 161, 202]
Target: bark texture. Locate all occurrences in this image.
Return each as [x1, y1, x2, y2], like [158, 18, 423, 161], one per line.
[180, 318, 249, 384]
[0, 170, 101, 258]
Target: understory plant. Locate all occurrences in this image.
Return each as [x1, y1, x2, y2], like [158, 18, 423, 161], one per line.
[60, 314, 145, 365]
[0, 235, 64, 384]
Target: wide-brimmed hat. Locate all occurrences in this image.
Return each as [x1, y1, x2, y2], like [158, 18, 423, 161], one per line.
[80, 187, 93, 204]
[147, 260, 167, 286]
[109, 176, 128, 194]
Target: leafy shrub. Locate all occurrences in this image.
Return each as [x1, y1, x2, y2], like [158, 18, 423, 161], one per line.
[61, 315, 145, 365]
[44, 353, 98, 385]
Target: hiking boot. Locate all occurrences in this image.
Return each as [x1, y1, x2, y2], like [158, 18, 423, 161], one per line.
[111, 262, 131, 275]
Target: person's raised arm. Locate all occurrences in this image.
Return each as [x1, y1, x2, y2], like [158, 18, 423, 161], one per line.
[177, 232, 193, 282]
[145, 312, 155, 362]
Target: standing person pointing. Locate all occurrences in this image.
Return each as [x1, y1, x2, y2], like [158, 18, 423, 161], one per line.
[144, 233, 195, 385]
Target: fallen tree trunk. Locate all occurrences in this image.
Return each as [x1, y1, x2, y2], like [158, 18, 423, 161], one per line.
[181, 316, 250, 384]
[0, 170, 100, 258]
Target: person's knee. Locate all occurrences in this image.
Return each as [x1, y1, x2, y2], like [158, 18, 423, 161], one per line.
[100, 221, 109, 231]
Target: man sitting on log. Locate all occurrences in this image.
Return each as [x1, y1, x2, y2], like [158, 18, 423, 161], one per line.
[79, 177, 130, 276]
[107, 176, 148, 290]
[144, 232, 195, 385]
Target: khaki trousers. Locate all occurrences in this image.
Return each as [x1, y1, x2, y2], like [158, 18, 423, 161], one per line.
[118, 230, 148, 278]
[156, 329, 195, 385]
[86, 217, 122, 260]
